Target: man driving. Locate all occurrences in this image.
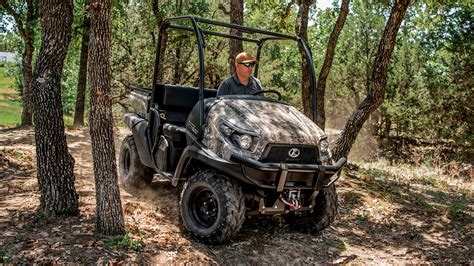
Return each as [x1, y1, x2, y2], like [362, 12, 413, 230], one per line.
[217, 52, 263, 96]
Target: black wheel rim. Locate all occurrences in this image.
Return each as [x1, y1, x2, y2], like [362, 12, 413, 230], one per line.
[123, 148, 130, 175]
[190, 187, 219, 228]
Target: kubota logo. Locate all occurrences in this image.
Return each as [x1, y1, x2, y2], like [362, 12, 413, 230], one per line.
[288, 148, 300, 158]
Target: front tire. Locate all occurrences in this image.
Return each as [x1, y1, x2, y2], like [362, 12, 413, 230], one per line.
[118, 135, 155, 188]
[284, 184, 338, 232]
[180, 171, 245, 244]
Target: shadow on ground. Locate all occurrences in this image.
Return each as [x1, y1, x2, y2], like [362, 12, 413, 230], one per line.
[0, 127, 472, 264]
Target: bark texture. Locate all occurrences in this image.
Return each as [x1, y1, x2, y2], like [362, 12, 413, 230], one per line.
[332, 0, 410, 160]
[152, 0, 167, 83]
[316, 0, 350, 130]
[73, 2, 91, 127]
[296, 0, 315, 119]
[88, 0, 125, 236]
[1, 0, 37, 126]
[219, 0, 244, 74]
[30, 0, 79, 216]
[229, 0, 244, 74]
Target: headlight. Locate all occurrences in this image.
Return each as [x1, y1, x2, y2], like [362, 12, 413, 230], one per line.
[235, 134, 253, 150]
[320, 138, 332, 164]
[220, 124, 234, 137]
[219, 121, 258, 151]
[320, 138, 329, 153]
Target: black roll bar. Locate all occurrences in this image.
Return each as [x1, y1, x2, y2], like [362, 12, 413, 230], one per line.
[178, 16, 298, 41]
[151, 15, 318, 141]
[168, 24, 261, 43]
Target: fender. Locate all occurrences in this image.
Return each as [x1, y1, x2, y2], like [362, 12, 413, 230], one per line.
[171, 143, 255, 187]
[123, 113, 157, 170]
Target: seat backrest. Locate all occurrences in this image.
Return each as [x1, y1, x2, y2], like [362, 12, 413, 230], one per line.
[162, 84, 217, 111]
[154, 84, 217, 124]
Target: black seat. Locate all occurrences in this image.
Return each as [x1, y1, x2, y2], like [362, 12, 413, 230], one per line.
[163, 85, 217, 110]
[157, 84, 217, 125]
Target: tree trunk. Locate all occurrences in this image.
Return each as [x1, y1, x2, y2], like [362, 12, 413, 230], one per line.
[73, 7, 91, 127]
[316, 0, 350, 130]
[19, 1, 36, 127]
[332, 0, 410, 160]
[89, 0, 125, 236]
[151, 0, 167, 83]
[219, 0, 244, 74]
[31, 0, 79, 216]
[20, 40, 34, 126]
[296, 0, 314, 119]
[1, 0, 37, 126]
[151, 0, 162, 27]
[229, 0, 244, 74]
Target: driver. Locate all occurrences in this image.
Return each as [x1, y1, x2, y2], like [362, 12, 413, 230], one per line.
[217, 52, 263, 96]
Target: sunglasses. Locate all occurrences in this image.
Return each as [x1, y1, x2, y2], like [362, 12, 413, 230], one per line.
[239, 62, 255, 67]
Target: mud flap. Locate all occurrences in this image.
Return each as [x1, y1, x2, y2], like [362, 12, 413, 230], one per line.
[123, 113, 157, 170]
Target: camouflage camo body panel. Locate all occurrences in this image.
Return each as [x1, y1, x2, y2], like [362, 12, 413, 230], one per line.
[202, 98, 327, 162]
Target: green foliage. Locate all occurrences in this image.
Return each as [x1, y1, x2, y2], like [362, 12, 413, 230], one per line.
[446, 193, 472, 221]
[379, 3, 473, 144]
[61, 41, 82, 116]
[104, 234, 145, 251]
[1, 0, 471, 146]
[0, 32, 20, 52]
[0, 248, 8, 263]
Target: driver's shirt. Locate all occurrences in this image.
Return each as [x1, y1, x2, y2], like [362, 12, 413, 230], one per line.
[217, 74, 262, 96]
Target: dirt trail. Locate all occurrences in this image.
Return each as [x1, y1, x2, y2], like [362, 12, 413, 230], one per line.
[0, 127, 472, 264]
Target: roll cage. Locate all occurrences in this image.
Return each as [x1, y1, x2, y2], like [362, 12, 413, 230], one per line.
[151, 16, 318, 141]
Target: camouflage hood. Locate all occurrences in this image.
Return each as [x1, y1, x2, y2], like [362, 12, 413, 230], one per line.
[202, 98, 327, 161]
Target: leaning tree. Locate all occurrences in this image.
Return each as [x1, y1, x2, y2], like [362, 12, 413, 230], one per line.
[30, 0, 79, 216]
[332, 0, 411, 160]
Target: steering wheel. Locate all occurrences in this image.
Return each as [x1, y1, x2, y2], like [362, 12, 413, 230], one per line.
[252, 89, 282, 100]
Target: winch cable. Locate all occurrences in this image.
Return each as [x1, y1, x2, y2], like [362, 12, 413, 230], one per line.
[279, 195, 298, 210]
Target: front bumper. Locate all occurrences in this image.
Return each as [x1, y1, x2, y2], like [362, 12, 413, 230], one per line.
[230, 153, 346, 191]
[173, 144, 347, 191]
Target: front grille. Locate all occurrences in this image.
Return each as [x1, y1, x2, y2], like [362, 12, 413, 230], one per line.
[261, 144, 319, 164]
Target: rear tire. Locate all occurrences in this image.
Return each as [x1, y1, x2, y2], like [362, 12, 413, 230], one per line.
[284, 184, 338, 232]
[118, 135, 155, 188]
[180, 171, 245, 244]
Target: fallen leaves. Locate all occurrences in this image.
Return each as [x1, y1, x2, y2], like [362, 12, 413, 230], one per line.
[0, 127, 471, 264]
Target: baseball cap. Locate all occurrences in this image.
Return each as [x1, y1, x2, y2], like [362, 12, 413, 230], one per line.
[235, 52, 259, 64]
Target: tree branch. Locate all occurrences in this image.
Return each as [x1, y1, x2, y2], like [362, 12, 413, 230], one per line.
[316, 0, 350, 129]
[218, 4, 230, 16]
[280, 0, 295, 25]
[332, 0, 410, 160]
[1, 1, 29, 42]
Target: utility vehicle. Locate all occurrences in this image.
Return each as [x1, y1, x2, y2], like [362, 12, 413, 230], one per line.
[119, 16, 347, 244]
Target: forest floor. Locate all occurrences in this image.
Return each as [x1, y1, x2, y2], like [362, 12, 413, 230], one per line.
[0, 126, 472, 264]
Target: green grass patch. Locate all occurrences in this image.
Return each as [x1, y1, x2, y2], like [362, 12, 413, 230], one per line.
[447, 196, 472, 221]
[0, 67, 21, 127]
[0, 248, 9, 264]
[0, 67, 15, 88]
[361, 168, 405, 199]
[414, 176, 449, 190]
[342, 191, 364, 206]
[104, 234, 145, 251]
[0, 98, 21, 127]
